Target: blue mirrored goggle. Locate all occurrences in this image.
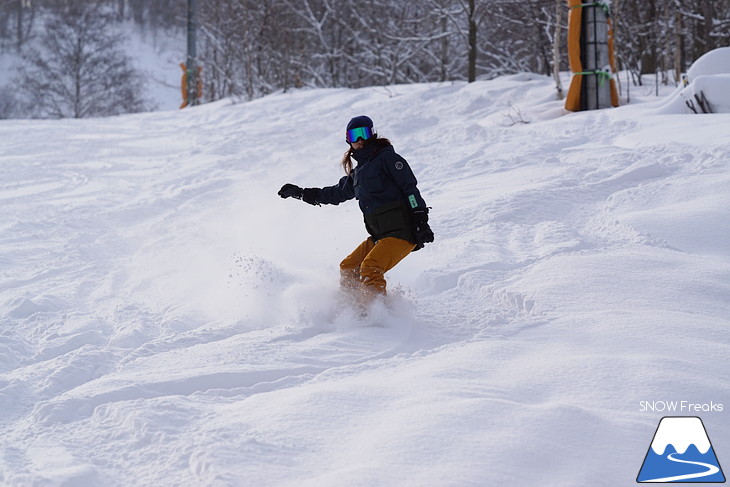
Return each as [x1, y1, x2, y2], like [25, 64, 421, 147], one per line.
[346, 126, 374, 143]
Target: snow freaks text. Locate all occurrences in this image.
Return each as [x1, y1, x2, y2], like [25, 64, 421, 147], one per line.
[639, 401, 724, 413]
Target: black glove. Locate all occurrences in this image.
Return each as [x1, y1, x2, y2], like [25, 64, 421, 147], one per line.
[278, 183, 320, 206]
[278, 183, 303, 199]
[411, 208, 434, 250]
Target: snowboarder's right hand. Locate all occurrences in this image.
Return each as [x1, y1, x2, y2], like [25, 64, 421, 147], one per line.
[278, 183, 303, 200]
[278, 184, 320, 206]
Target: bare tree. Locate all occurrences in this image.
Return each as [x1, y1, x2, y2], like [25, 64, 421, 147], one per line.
[552, 0, 564, 99]
[15, 3, 149, 118]
[3, 0, 730, 114]
[467, 0, 478, 81]
[0, 0, 38, 52]
[0, 85, 19, 119]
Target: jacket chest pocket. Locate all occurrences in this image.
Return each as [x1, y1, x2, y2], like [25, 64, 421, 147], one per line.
[354, 167, 386, 197]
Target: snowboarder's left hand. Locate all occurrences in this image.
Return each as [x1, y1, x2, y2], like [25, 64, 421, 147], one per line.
[411, 208, 434, 250]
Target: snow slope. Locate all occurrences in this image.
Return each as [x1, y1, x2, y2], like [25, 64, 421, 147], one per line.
[1, 72, 729, 486]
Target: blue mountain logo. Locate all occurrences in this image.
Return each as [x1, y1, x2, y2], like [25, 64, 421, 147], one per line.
[637, 416, 725, 483]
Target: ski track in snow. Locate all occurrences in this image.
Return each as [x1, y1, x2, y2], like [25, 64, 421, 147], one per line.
[1, 75, 730, 486]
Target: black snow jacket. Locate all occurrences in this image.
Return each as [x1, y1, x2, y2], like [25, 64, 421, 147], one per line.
[316, 141, 427, 243]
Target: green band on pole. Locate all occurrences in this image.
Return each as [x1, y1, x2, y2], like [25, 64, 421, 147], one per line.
[575, 70, 613, 86]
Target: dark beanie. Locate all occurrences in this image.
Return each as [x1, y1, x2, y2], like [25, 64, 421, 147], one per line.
[346, 115, 373, 130]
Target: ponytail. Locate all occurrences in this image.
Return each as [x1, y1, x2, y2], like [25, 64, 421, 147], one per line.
[341, 149, 354, 176]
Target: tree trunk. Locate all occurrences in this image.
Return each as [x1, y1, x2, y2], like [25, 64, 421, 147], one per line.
[468, 0, 477, 82]
[440, 14, 449, 82]
[16, 0, 23, 50]
[553, 0, 564, 99]
[675, 9, 687, 84]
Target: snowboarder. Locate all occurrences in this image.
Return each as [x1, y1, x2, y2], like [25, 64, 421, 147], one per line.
[278, 115, 434, 305]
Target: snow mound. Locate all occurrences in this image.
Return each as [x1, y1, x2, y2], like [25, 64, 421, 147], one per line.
[687, 46, 730, 82]
[652, 47, 730, 114]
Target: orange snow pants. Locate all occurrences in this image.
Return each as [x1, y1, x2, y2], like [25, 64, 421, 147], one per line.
[339, 237, 416, 296]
